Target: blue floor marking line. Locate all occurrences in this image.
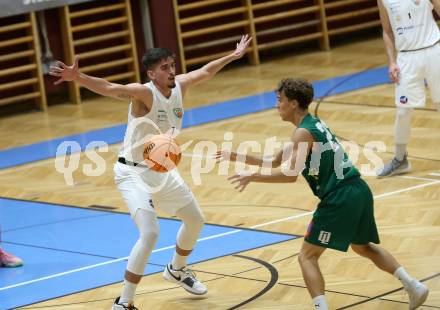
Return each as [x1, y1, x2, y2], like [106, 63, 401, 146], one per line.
[0, 198, 111, 232]
[0, 67, 389, 169]
[0, 198, 299, 309]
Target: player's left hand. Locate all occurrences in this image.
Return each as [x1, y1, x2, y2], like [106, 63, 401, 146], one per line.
[228, 172, 254, 192]
[232, 34, 252, 58]
[49, 56, 80, 85]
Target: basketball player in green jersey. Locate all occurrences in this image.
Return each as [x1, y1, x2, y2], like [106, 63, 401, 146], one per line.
[218, 78, 429, 309]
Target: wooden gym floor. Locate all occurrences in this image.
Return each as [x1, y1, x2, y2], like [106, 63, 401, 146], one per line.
[0, 36, 439, 309]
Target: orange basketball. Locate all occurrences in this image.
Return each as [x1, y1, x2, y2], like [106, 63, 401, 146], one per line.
[143, 134, 181, 173]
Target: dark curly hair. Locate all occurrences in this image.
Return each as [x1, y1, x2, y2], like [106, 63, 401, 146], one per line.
[277, 78, 314, 109]
[142, 48, 175, 70]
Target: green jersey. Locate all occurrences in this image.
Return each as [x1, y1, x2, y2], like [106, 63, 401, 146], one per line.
[299, 114, 360, 200]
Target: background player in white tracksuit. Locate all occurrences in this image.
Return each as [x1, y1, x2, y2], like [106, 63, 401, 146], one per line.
[377, 0, 440, 177]
[50, 35, 252, 310]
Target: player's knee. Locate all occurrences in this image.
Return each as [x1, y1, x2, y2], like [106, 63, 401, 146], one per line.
[351, 243, 376, 257]
[194, 211, 205, 230]
[298, 249, 319, 264]
[351, 244, 367, 256]
[139, 222, 159, 245]
[187, 213, 204, 235]
[180, 202, 205, 232]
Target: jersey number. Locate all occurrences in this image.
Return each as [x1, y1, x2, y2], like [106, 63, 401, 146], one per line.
[315, 121, 340, 152]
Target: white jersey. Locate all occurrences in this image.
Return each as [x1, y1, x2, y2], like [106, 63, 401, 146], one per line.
[383, 0, 440, 51]
[118, 81, 184, 163]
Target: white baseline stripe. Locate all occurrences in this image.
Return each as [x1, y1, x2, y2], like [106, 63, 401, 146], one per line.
[399, 175, 440, 182]
[374, 180, 440, 199]
[2, 177, 439, 291]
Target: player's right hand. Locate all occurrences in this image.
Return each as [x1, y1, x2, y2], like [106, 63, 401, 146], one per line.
[388, 63, 400, 83]
[215, 150, 238, 163]
[49, 56, 80, 85]
[232, 34, 252, 59]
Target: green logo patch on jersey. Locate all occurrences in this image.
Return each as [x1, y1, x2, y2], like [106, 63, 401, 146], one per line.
[173, 108, 183, 118]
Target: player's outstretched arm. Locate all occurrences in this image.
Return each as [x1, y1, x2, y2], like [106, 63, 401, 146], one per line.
[49, 56, 150, 103]
[227, 129, 314, 192]
[215, 142, 293, 168]
[431, 0, 440, 16]
[215, 151, 263, 166]
[176, 34, 252, 95]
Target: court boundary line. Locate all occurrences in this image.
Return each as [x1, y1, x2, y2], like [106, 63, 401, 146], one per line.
[227, 254, 279, 310]
[2, 175, 439, 293]
[0, 196, 298, 237]
[6, 237, 299, 309]
[0, 223, 298, 292]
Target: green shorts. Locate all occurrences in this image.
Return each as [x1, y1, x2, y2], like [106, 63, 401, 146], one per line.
[304, 178, 380, 252]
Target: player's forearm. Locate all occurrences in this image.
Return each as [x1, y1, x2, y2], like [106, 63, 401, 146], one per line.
[251, 171, 298, 183]
[239, 154, 264, 166]
[235, 154, 281, 168]
[74, 72, 118, 98]
[382, 31, 397, 65]
[199, 53, 237, 79]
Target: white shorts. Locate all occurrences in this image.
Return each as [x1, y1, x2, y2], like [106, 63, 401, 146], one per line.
[396, 43, 440, 108]
[114, 162, 196, 217]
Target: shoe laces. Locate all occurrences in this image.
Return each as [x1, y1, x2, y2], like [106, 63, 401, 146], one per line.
[181, 266, 197, 280]
[391, 157, 402, 170]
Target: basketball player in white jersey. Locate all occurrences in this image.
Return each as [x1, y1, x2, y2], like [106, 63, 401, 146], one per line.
[50, 35, 252, 310]
[377, 0, 440, 177]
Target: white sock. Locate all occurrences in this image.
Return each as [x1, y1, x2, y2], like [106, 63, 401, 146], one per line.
[171, 252, 187, 270]
[394, 266, 413, 288]
[312, 295, 328, 310]
[395, 144, 407, 161]
[120, 280, 137, 304]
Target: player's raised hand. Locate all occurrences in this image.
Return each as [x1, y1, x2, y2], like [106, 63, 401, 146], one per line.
[49, 56, 80, 85]
[232, 34, 252, 59]
[227, 172, 253, 192]
[388, 62, 400, 83]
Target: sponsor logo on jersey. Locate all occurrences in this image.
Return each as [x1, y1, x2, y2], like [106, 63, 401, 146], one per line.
[173, 108, 183, 118]
[396, 24, 425, 35]
[318, 231, 331, 245]
[400, 96, 409, 104]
